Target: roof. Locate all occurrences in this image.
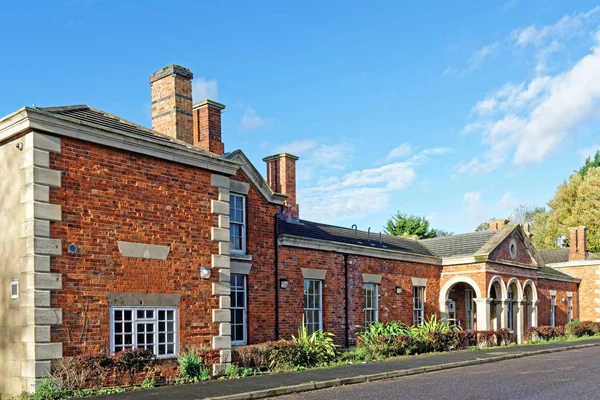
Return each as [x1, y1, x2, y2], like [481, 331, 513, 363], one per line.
[419, 230, 497, 257]
[278, 218, 435, 257]
[38, 105, 195, 148]
[538, 248, 600, 264]
[539, 265, 576, 279]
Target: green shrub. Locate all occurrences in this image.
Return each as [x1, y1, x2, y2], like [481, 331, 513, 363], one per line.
[565, 321, 599, 338]
[226, 364, 254, 378]
[32, 378, 72, 400]
[177, 348, 211, 383]
[292, 321, 337, 367]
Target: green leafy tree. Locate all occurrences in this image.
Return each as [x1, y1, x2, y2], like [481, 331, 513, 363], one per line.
[577, 151, 600, 178]
[532, 168, 600, 252]
[384, 212, 450, 239]
[475, 222, 490, 232]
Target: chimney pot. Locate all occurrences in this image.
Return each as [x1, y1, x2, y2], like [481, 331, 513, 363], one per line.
[568, 226, 587, 261]
[150, 65, 194, 144]
[263, 153, 299, 219]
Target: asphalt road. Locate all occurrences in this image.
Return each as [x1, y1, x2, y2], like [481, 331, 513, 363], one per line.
[281, 346, 600, 400]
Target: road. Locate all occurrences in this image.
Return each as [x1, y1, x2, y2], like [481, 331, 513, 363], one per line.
[280, 346, 600, 400]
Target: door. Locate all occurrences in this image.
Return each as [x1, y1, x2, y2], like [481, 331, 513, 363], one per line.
[448, 300, 456, 326]
[465, 289, 474, 330]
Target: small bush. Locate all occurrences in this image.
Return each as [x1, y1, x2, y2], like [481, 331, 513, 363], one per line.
[565, 321, 599, 338]
[292, 320, 337, 367]
[51, 354, 113, 390]
[494, 328, 512, 346]
[526, 326, 565, 341]
[114, 348, 155, 386]
[177, 348, 211, 383]
[32, 378, 72, 400]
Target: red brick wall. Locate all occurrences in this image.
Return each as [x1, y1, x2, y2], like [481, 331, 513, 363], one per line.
[537, 278, 579, 326]
[277, 247, 441, 345]
[489, 235, 534, 265]
[49, 138, 220, 357]
[559, 265, 599, 322]
[230, 172, 280, 344]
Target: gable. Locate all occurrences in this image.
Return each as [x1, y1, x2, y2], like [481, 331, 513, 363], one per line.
[488, 229, 536, 266]
[224, 150, 286, 205]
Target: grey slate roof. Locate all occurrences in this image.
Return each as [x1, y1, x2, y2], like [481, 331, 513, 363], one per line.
[38, 105, 215, 155]
[419, 231, 497, 257]
[539, 265, 575, 278]
[278, 218, 436, 257]
[538, 248, 600, 264]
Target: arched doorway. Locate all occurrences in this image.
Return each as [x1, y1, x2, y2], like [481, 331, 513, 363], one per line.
[488, 276, 507, 330]
[439, 277, 485, 330]
[522, 280, 538, 329]
[506, 278, 523, 343]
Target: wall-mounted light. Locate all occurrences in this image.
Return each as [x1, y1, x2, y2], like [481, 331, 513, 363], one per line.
[395, 286, 402, 295]
[280, 279, 289, 289]
[15, 142, 23, 151]
[200, 266, 211, 279]
[11, 279, 19, 299]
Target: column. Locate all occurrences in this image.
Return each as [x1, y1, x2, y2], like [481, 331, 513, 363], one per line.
[474, 298, 492, 330]
[516, 301, 525, 344]
[500, 300, 510, 330]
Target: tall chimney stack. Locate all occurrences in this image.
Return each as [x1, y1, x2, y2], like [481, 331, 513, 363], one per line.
[263, 153, 299, 219]
[568, 226, 587, 261]
[193, 100, 226, 155]
[489, 218, 509, 231]
[150, 65, 194, 144]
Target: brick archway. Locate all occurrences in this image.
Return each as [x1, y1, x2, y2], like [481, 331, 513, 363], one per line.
[439, 276, 488, 330]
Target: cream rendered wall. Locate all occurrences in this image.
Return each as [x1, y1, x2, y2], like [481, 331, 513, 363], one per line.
[0, 132, 63, 397]
[0, 135, 29, 396]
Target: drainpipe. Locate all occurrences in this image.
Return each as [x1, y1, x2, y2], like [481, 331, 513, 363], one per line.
[344, 253, 349, 348]
[274, 211, 281, 340]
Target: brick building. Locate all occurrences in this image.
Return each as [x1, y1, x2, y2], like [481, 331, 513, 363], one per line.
[0, 64, 593, 395]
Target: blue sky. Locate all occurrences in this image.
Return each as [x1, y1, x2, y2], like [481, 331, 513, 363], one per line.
[2, 1, 600, 234]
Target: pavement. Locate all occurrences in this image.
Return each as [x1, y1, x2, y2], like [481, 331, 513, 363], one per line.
[281, 345, 600, 400]
[91, 338, 600, 400]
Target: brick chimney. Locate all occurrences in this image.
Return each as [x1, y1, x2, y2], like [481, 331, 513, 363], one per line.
[193, 100, 225, 155]
[568, 226, 587, 261]
[263, 153, 299, 219]
[489, 218, 509, 231]
[150, 65, 194, 144]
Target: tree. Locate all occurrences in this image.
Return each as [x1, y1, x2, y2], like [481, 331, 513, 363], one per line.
[383, 212, 450, 239]
[508, 204, 546, 226]
[577, 151, 600, 178]
[475, 222, 490, 232]
[532, 168, 600, 252]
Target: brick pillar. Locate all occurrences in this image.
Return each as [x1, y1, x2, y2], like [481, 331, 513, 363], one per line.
[150, 65, 194, 144]
[568, 226, 587, 261]
[489, 219, 509, 231]
[263, 153, 299, 219]
[193, 100, 226, 155]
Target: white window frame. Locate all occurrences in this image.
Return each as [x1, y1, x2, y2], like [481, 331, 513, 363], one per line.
[465, 289, 474, 330]
[413, 286, 425, 326]
[507, 289, 513, 331]
[567, 296, 573, 323]
[364, 283, 378, 327]
[229, 194, 246, 254]
[550, 295, 556, 327]
[231, 274, 247, 345]
[304, 279, 323, 334]
[110, 306, 178, 359]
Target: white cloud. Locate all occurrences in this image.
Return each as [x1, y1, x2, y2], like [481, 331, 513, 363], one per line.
[386, 143, 411, 161]
[463, 191, 486, 226]
[193, 77, 218, 101]
[273, 139, 317, 155]
[467, 43, 499, 72]
[497, 192, 515, 210]
[238, 108, 268, 132]
[301, 187, 391, 222]
[457, 32, 600, 174]
[512, 6, 600, 47]
[421, 147, 453, 156]
[579, 144, 600, 160]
